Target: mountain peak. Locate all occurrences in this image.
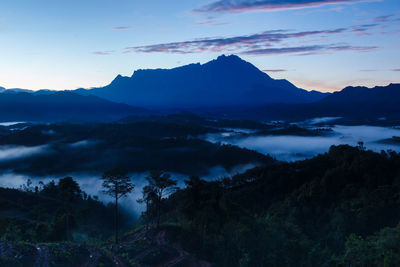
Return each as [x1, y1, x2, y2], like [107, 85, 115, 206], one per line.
[204, 54, 263, 75]
[110, 74, 130, 85]
[211, 54, 249, 66]
[216, 54, 242, 61]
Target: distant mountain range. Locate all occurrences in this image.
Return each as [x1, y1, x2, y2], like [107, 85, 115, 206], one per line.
[0, 87, 36, 94]
[0, 55, 398, 123]
[234, 83, 400, 122]
[0, 91, 149, 122]
[75, 55, 327, 108]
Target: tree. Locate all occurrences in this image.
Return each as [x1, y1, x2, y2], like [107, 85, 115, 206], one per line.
[183, 176, 206, 223]
[357, 141, 366, 151]
[58, 177, 82, 202]
[57, 177, 82, 241]
[184, 176, 205, 211]
[20, 178, 33, 192]
[137, 185, 157, 229]
[101, 169, 134, 244]
[145, 170, 177, 228]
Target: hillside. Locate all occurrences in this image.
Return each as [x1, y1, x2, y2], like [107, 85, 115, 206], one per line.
[229, 83, 400, 122]
[0, 179, 209, 267]
[0, 91, 149, 122]
[159, 145, 400, 266]
[1, 145, 400, 266]
[0, 122, 271, 176]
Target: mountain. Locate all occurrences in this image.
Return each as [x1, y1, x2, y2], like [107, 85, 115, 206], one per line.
[319, 83, 400, 105]
[76, 55, 327, 108]
[0, 88, 34, 94]
[233, 83, 400, 122]
[1, 56, 397, 122]
[0, 91, 149, 122]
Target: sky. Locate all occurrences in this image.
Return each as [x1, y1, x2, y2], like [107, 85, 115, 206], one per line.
[0, 0, 399, 92]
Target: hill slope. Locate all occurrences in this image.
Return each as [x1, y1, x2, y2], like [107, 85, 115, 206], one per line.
[0, 91, 149, 122]
[230, 83, 400, 122]
[161, 145, 400, 266]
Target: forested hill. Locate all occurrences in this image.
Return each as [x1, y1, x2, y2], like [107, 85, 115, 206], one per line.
[1, 145, 400, 266]
[161, 145, 400, 266]
[235, 83, 400, 122]
[0, 91, 149, 122]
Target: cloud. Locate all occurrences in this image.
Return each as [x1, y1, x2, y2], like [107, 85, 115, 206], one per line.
[193, 16, 231, 26]
[373, 14, 394, 22]
[127, 26, 377, 56]
[349, 24, 378, 35]
[91, 50, 115, 55]
[361, 69, 400, 72]
[195, 20, 231, 26]
[112, 26, 132, 31]
[262, 69, 288, 72]
[241, 44, 377, 55]
[194, 0, 380, 13]
[126, 28, 347, 54]
[360, 69, 379, 72]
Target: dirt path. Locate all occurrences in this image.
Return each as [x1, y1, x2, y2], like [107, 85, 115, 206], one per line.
[83, 247, 102, 267]
[162, 243, 189, 267]
[153, 229, 211, 267]
[155, 230, 167, 246]
[112, 255, 129, 267]
[34, 245, 50, 267]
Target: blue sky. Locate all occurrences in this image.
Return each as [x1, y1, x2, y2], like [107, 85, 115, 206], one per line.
[0, 0, 399, 92]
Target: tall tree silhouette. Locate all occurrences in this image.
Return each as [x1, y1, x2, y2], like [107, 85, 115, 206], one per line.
[145, 170, 177, 228]
[58, 177, 81, 241]
[137, 185, 157, 230]
[101, 169, 134, 244]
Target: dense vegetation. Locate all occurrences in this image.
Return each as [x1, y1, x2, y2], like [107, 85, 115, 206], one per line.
[1, 142, 400, 266]
[156, 145, 400, 266]
[118, 114, 275, 130]
[0, 121, 272, 175]
[0, 177, 124, 243]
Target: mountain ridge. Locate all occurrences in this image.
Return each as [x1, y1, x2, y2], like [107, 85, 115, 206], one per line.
[0, 91, 150, 122]
[230, 83, 400, 122]
[75, 54, 328, 108]
[0, 55, 398, 122]
[320, 83, 400, 104]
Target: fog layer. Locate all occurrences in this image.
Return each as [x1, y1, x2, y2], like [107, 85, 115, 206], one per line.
[0, 162, 256, 217]
[0, 145, 48, 162]
[205, 125, 400, 161]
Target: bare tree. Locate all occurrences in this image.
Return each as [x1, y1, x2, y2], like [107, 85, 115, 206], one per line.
[102, 169, 134, 244]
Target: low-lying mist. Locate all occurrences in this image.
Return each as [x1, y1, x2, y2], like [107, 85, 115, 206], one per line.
[205, 125, 400, 161]
[0, 163, 256, 217]
[0, 145, 49, 162]
[2, 121, 400, 216]
[0, 121, 25, 127]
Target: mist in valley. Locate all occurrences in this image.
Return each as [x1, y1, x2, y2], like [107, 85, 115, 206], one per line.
[204, 124, 400, 161]
[0, 163, 257, 217]
[0, 145, 49, 162]
[1, 120, 400, 216]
